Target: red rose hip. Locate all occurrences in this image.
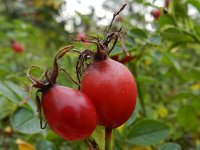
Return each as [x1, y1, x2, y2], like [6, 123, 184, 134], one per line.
[81, 58, 137, 128]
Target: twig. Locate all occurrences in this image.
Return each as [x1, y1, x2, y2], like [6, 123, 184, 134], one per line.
[106, 4, 127, 32]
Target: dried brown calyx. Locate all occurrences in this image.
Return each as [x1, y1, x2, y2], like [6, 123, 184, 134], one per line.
[75, 4, 128, 85]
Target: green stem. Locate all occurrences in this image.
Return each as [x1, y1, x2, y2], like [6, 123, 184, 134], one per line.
[105, 127, 112, 150]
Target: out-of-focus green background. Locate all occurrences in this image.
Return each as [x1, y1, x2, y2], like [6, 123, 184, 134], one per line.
[0, 0, 200, 150]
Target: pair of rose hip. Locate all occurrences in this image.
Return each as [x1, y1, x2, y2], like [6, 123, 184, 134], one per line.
[27, 4, 137, 142]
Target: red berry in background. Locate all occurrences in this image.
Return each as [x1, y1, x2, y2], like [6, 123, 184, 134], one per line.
[76, 33, 90, 46]
[81, 58, 137, 128]
[151, 9, 161, 20]
[76, 33, 87, 41]
[42, 85, 97, 141]
[11, 41, 24, 53]
[165, 0, 170, 8]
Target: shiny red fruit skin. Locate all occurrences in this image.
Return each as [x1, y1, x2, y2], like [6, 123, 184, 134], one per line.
[81, 58, 137, 128]
[42, 85, 97, 141]
[12, 41, 24, 53]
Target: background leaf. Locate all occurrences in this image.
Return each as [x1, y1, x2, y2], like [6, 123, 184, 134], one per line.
[126, 119, 170, 146]
[11, 108, 41, 134]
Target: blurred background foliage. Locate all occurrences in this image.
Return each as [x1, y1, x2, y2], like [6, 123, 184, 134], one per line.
[0, 0, 200, 150]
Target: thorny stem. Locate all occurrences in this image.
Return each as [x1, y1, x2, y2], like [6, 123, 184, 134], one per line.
[105, 127, 112, 150]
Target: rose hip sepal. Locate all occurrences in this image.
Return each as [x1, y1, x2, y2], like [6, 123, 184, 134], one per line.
[27, 46, 97, 141]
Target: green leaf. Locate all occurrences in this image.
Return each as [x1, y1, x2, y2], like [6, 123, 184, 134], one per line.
[197, 144, 200, 150]
[158, 14, 177, 27]
[188, 67, 200, 82]
[36, 139, 57, 150]
[11, 108, 41, 134]
[4, 81, 26, 99]
[0, 81, 37, 112]
[126, 119, 170, 146]
[88, 126, 105, 150]
[129, 28, 148, 40]
[137, 76, 157, 83]
[46, 130, 61, 141]
[0, 82, 21, 104]
[0, 97, 16, 120]
[192, 96, 200, 115]
[158, 142, 181, 150]
[149, 34, 161, 45]
[171, 92, 194, 101]
[194, 25, 200, 37]
[161, 27, 193, 43]
[162, 52, 181, 72]
[177, 105, 198, 131]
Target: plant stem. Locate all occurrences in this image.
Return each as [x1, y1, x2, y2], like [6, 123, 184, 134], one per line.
[105, 127, 112, 150]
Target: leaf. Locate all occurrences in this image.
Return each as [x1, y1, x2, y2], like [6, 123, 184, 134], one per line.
[4, 81, 26, 99]
[11, 108, 41, 134]
[162, 52, 181, 72]
[46, 130, 60, 141]
[188, 67, 200, 82]
[158, 14, 177, 27]
[129, 28, 148, 40]
[0, 81, 37, 113]
[158, 142, 181, 150]
[192, 96, 200, 115]
[88, 126, 105, 150]
[126, 119, 170, 146]
[177, 105, 198, 131]
[0, 82, 21, 104]
[161, 27, 193, 43]
[148, 34, 161, 45]
[0, 97, 16, 120]
[171, 92, 195, 101]
[36, 139, 57, 150]
[137, 76, 157, 83]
